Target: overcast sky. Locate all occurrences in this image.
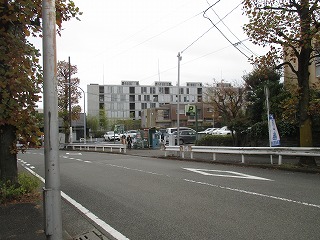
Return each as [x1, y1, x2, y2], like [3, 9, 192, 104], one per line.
[31, 0, 268, 108]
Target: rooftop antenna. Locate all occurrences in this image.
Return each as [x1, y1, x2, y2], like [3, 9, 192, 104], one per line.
[158, 59, 161, 82]
[103, 63, 105, 85]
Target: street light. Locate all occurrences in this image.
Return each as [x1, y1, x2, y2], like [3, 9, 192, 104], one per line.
[65, 83, 86, 143]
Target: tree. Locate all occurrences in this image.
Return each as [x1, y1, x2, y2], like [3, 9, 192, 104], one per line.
[0, 0, 81, 184]
[243, 67, 284, 123]
[243, 0, 320, 166]
[57, 60, 81, 143]
[205, 80, 248, 146]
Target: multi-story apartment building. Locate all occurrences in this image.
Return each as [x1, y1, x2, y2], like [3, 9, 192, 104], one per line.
[87, 81, 208, 121]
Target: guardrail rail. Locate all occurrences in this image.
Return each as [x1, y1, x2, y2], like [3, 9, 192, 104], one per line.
[164, 145, 320, 165]
[64, 143, 127, 153]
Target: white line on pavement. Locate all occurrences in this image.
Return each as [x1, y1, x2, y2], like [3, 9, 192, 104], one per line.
[19, 160, 130, 240]
[184, 179, 320, 209]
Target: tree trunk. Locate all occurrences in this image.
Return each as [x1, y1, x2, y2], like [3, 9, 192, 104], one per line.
[0, 124, 18, 184]
[297, 48, 316, 166]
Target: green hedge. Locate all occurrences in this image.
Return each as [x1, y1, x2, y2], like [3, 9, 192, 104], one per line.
[196, 134, 233, 146]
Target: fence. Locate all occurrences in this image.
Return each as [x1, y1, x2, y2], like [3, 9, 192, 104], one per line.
[164, 145, 320, 165]
[65, 143, 126, 153]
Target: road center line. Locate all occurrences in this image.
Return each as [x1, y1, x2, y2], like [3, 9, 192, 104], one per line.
[184, 179, 320, 209]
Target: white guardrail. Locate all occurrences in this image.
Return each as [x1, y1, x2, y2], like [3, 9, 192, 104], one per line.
[164, 145, 320, 165]
[65, 143, 127, 153]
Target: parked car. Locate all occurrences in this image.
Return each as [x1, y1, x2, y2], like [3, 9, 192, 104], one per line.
[166, 127, 192, 135]
[104, 131, 120, 141]
[198, 128, 217, 134]
[125, 130, 138, 138]
[212, 126, 232, 135]
[173, 129, 197, 144]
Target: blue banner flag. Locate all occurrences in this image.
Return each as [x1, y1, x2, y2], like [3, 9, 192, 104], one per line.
[269, 114, 280, 146]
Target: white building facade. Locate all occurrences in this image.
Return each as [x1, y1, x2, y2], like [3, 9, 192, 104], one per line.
[87, 81, 207, 120]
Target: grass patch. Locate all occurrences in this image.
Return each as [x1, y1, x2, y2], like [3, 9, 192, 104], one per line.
[0, 172, 41, 204]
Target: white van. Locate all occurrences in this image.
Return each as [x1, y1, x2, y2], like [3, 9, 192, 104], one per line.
[166, 127, 192, 135]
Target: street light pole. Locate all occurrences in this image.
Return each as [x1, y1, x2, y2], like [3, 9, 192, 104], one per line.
[64, 83, 86, 142]
[78, 87, 86, 142]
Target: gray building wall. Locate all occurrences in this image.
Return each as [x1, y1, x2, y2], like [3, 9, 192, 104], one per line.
[87, 81, 208, 120]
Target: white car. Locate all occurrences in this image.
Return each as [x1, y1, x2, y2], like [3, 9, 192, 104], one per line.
[198, 128, 217, 134]
[104, 131, 120, 141]
[212, 126, 232, 135]
[124, 130, 138, 138]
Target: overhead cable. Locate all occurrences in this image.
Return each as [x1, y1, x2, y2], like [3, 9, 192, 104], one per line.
[203, 3, 250, 59]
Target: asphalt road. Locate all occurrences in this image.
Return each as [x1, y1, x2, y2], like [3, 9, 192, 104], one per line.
[18, 149, 320, 240]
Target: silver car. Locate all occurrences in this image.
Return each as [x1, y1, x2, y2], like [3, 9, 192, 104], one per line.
[173, 129, 197, 144]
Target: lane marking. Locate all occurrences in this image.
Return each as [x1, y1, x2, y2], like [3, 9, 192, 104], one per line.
[18, 160, 130, 240]
[66, 152, 82, 155]
[106, 163, 167, 176]
[183, 168, 273, 181]
[184, 179, 320, 209]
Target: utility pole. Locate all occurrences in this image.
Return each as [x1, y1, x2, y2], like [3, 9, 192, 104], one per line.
[42, 0, 63, 239]
[177, 52, 182, 145]
[68, 56, 72, 143]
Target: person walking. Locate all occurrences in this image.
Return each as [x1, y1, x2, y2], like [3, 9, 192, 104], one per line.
[126, 135, 132, 149]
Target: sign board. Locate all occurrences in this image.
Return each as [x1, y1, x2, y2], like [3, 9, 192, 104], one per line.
[185, 105, 196, 116]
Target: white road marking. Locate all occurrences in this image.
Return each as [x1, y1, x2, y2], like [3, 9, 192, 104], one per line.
[106, 163, 166, 176]
[84, 160, 92, 163]
[18, 160, 130, 240]
[183, 168, 273, 181]
[184, 179, 320, 209]
[66, 152, 82, 155]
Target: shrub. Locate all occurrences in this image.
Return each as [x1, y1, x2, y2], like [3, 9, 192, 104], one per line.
[196, 134, 233, 146]
[0, 172, 41, 204]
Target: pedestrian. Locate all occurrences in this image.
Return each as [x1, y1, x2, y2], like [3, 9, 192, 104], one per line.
[121, 134, 126, 145]
[127, 135, 132, 149]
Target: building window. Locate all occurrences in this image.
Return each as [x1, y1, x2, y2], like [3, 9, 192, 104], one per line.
[141, 87, 147, 93]
[99, 95, 104, 102]
[150, 87, 155, 94]
[129, 95, 135, 102]
[197, 88, 202, 94]
[141, 103, 147, 109]
[99, 86, 104, 94]
[138, 95, 141, 101]
[144, 95, 150, 101]
[111, 94, 117, 101]
[130, 103, 135, 110]
[130, 87, 135, 94]
[187, 88, 190, 94]
[150, 103, 156, 108]
[165, 87, 170, 94]
[153, 95, 158, 102]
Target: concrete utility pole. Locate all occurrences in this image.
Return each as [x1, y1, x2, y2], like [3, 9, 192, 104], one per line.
[68, 56, 73, 143]
[177, 52, 182, 145]
[42, 0, 63, 239]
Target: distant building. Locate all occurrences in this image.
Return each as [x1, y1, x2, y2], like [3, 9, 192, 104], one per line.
[284, 44, 320, 87]
[141, 102, 214, 129]
[87, 81, 208, 122]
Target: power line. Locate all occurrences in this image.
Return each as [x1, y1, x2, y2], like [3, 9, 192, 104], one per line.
[205, 0, 257, 57]
[202, 3, 251, 59]
[140, 39, 250, 83]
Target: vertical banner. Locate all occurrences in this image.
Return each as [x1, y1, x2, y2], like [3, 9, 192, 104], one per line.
[269, 114, 280, 146]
